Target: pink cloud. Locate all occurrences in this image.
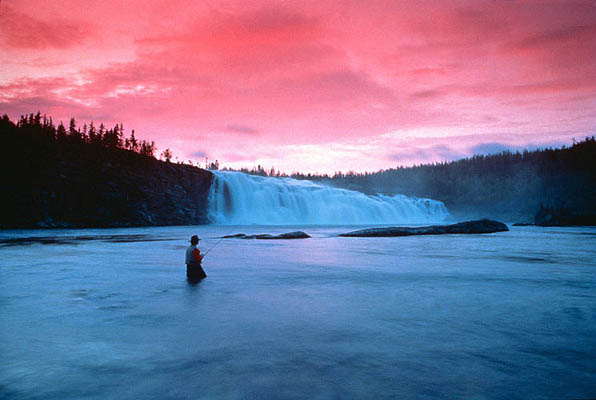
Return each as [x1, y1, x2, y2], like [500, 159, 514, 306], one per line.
[0, 4, 89, 49]
[1, 0, 595, 173]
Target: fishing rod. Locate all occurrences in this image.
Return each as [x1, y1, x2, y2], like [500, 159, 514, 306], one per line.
[201, 227, 235, 258]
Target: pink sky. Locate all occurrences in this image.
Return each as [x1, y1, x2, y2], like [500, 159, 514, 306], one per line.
[1, 0, 595, 173]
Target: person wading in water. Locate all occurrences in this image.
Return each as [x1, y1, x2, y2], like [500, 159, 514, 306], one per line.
[186, 235, 207, 281]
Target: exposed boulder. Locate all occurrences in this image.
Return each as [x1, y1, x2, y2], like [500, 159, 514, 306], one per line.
[222, 234, 249, 238]
[339, 219, 508, 237]
[222, 231, 311, 239]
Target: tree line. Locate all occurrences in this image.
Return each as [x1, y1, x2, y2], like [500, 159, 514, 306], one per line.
[224, 137, 596, 222]
[0, 112, 171, 159]
[2, 111, 594, 223]
[0, 112, 213, 228]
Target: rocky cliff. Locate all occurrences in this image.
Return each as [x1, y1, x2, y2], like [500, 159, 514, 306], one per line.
[1, 136, 213, 228]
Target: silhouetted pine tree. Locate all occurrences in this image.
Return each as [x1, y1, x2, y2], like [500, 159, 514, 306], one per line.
[139, 140, 156, 157]
[57, 122, 67, 141]
[88, 121, 98, 144]
[98, 123, 105, 144]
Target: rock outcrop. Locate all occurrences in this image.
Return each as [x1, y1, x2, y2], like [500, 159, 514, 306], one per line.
[223, 231, 311, 239]
[1, 141, 213, 228]
[339, 219, 508, 237]
[1, 114, 215, 228]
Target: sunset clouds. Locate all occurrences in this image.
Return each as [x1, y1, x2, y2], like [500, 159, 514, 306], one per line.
[1, 0, 595, 172]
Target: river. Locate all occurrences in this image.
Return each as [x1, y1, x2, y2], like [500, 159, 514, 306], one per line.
[1, 225, 595, 399]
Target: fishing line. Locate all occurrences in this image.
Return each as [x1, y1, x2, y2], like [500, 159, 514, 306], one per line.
[202, 227, 235, 258]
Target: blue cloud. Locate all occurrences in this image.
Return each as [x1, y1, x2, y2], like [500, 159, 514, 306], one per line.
[389, 145, 464, 163]
[225, 124, 258, 134]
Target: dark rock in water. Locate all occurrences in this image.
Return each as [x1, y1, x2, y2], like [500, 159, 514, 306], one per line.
[271, 231, 311, 239]
[222, 233, 248, 238]
[339, 219, 509, 237]
[222, 231, 311, 239]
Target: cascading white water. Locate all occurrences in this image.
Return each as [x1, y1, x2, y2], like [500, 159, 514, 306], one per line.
[207, 171, 449, 225]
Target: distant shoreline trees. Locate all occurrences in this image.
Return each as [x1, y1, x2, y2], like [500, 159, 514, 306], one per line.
[219, 135, 596, 223]
[3, 111, 594, 181]
[218, 138, 596, 194]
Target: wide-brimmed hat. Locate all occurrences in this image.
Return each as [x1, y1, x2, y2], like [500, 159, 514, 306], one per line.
[190, 235, 200, 243]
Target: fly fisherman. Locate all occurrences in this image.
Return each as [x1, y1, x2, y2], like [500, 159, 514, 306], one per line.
[186, 235, 207, 281]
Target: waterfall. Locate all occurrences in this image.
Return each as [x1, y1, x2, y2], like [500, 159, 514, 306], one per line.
[207, 171, 449, 225]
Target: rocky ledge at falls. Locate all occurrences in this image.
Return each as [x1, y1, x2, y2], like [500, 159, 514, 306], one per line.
[339, 219, 508, 237]
[1, 134, 213, 228]
[222, 231, 311, 239]
[1, 114, 214, 229]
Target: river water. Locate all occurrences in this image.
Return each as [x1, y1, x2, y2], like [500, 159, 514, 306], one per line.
[1, 225, 595, 399]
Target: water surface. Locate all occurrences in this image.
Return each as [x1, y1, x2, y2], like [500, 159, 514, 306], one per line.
[1, 225, 595, 399]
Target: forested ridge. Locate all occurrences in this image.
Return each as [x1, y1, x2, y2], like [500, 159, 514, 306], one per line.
[0, 113, 212, 228]
[2, 111, 595, 227]
[228, 137, 596, 224]
[292, 138, 596, 223]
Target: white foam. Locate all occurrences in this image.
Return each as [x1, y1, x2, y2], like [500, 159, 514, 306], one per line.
[207, 171, 449, 225]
